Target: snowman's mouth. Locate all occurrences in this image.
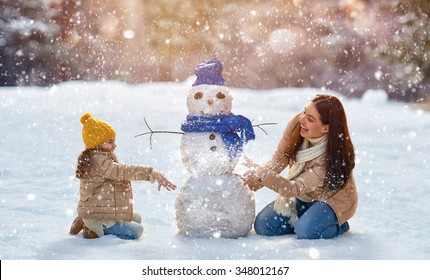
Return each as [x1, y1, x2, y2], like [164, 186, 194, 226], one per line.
[201, 111, 224, 115]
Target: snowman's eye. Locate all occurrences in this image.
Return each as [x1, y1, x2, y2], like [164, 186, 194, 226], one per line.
[194, 92, 203, 99]
[216, 92, 225, 99]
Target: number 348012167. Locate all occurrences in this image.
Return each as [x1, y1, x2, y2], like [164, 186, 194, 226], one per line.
[235, 266, 290, 276]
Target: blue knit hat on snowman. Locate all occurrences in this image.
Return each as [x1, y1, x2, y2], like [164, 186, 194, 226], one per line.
[192, 59, 225, 86]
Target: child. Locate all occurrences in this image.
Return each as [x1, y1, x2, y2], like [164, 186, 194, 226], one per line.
[69, 113, 176, 239]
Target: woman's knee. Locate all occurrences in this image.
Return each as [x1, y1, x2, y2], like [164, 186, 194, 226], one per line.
[254, 208, 270, 235]
[254, 214, 271, 235]
[294, 218, 321, 239]
[254, 202, 293, 236]
[254, 217, 292, 236]
[294, 202, 339, 239]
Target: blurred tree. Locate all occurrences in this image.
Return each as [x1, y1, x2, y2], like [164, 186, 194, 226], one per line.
[373, 0, 430, 101]
[0, 0, 61, 86]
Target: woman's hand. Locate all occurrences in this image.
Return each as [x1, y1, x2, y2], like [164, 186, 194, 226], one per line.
[151, 170, 177, 191]
[241, 156, 268, 192]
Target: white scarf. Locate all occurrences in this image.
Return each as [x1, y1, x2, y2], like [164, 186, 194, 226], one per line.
[273, 134, 327, 227]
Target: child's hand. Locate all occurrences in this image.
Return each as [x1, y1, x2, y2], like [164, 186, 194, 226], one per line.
[151, 170, 177, 191]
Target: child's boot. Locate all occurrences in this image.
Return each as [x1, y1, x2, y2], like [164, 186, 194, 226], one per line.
[69, 216, 84, 235]
[83, 226, 99, 239]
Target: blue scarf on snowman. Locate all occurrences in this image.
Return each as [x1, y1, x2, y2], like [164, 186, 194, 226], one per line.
[181, 114, 255, 160]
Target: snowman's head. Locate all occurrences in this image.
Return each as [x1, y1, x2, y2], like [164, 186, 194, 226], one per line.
[187, 84, 232, 115]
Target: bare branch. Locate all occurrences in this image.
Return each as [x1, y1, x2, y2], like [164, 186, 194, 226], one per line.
[134, 131, 184, 137]
[135, 118, 183, 149]
[252, 122, 277, 135]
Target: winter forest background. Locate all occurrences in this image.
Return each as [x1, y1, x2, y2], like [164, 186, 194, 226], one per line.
[1, 0, 429, 104]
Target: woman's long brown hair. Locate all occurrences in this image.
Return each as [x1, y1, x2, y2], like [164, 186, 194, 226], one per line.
[286, 94, 355, 191]
[313, 94, 355, 191]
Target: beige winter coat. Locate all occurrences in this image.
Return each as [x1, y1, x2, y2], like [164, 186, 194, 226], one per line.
[77, 150, 153, 234]
[262, 113, 358, 225]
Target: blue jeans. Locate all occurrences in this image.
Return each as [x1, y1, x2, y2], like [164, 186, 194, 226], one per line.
[103, 212, 144, 240]
[254, 199, 349, 239]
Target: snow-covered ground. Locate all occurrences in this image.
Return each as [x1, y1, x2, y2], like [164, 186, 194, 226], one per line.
[1, 79, 429, 265]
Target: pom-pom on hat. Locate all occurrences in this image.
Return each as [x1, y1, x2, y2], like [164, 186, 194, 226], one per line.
[192, 59, 225, 86]
[80, 113, 116, 149]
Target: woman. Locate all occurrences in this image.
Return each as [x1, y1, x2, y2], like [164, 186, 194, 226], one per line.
[242, 94, 357, 239]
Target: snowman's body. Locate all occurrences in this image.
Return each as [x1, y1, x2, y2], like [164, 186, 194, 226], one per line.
[181, 132, 237, 175]
[175, 69, 256, 238]
[176, 174, 255, 238]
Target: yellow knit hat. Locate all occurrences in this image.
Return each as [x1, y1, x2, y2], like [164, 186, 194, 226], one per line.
[80, 113, 116, 149]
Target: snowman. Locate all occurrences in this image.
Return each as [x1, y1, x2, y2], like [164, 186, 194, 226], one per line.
[175, 59, 256, 238]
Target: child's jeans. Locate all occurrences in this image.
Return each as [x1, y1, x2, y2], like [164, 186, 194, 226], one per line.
[254, 199, 349, 239]
[103, 212, 143, 240]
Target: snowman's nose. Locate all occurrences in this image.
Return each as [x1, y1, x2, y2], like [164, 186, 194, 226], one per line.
[207, 99, 213, 105]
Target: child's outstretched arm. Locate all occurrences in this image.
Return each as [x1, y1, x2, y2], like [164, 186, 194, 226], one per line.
[151, 170, 177, 191]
